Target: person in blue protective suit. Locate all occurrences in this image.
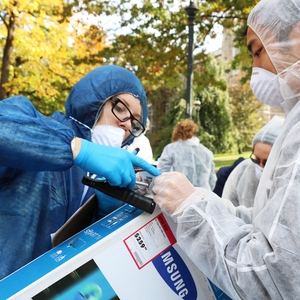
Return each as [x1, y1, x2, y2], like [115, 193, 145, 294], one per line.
[151, 0, 300, 298]
[0, 64, 160, 280]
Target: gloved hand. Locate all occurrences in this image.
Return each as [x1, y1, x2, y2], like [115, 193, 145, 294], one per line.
[152, 172, 196, 216]
[94, 189, 124, 217]
[74, 139, 161, 189]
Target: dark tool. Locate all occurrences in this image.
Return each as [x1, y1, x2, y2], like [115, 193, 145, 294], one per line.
[82, 176, 156, 214]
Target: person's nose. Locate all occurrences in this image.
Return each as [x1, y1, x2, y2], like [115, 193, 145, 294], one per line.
[119, 118, 132, 131]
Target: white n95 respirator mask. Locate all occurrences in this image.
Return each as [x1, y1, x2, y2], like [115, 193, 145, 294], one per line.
[255, 164, 264, 180]
[250, 67, 284, 108]
[91, 125, 125, 148]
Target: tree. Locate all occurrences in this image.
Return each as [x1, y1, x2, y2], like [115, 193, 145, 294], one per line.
[196, 86, 233, 153]
[228, 84, 264, 153]
[0, 0, 266, 154]
[98, 1, 233, 151]
[0, 0, 106, 114]
[150, 54, 233, 157]
[151, 96, 186, 159]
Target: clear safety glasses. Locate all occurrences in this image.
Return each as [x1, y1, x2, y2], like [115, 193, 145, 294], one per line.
[111, 98, 145, 137]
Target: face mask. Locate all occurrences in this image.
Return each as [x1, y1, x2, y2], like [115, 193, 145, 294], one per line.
[91, 125, 125, 148]
[255, 164, 264, 180]
[250, 67, 284, 108]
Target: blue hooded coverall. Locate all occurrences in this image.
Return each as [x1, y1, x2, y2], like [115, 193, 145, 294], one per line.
[0, 65, 148, 280]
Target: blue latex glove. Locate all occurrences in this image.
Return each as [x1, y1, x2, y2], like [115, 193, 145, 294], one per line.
[74, 139, 161, 189]
[94, 189, 124, 217]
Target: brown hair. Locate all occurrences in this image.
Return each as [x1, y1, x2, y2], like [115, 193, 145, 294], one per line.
[172, 119, 199, 142]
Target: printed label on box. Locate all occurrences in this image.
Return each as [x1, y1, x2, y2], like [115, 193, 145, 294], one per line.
[124, 213, 176, 269]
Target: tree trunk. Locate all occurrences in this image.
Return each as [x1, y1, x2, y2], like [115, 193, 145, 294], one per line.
[0, 11, 16, 100]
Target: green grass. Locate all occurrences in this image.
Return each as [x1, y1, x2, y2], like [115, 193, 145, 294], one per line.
[214, 151, 251, 170]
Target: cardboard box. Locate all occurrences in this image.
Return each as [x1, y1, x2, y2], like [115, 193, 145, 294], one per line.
[0, 204, 231, 300]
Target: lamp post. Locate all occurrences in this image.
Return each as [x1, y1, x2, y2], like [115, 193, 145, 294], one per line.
[185, 0, 199, 119]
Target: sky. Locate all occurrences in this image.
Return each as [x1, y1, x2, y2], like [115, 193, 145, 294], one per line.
[201, 24, 223, 53]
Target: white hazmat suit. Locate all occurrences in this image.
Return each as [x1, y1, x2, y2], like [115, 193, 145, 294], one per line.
[222, 159, 258, 207]
[152, 0, 300, 299]
[222, 116, 284, 207]
[157, 136, 216, 190]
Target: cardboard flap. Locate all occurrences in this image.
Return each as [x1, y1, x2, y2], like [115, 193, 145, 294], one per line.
[52, 194, 98, 247]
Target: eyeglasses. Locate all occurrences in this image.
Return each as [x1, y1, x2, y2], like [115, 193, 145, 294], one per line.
[250, 152, 267, 167]
[111, 98, 145, 137]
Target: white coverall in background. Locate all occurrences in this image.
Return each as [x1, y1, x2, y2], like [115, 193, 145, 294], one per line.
[158, 136, 216, 190]
[222, 116, 284, 207]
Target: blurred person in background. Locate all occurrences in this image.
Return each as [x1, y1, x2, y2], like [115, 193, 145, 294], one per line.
[157, 119, 216, 190]
[222, 115, 284, 207]
[213, 157, 244, 197]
